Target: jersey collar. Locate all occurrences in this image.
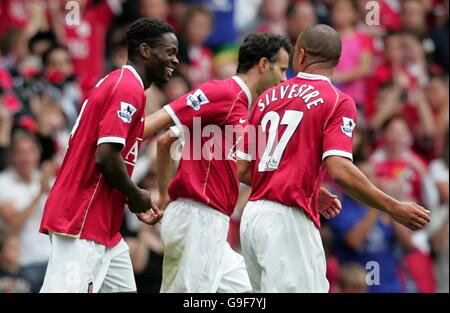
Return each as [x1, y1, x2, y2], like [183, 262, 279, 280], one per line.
[122, 65, 144, 89]
[232, 75, 252, 108]
[297, 72, 331, 84]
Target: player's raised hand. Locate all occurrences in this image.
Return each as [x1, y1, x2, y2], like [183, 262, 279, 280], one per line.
[136, 205, 164, 225]
[127, 188, 153, 214]
[390, 201, 430, 231]
[318, 187, 342, 219]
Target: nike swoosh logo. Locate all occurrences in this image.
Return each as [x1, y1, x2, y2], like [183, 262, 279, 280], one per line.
[239, 118, 246, 123]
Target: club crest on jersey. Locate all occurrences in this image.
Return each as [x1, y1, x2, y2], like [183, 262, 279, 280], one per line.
[117, 102, 137, 123]
[341, 117, 355, 137]
[186, 89, 209, 110]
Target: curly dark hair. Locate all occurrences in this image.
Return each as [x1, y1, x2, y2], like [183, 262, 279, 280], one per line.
[125, 18, 175, 61]
[236, 33, 292, 74]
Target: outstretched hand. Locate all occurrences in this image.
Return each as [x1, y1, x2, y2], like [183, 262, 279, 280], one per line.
[318, 187, 342, 219]
[390, 201, 430, 231]
[136, 205, 164, 225]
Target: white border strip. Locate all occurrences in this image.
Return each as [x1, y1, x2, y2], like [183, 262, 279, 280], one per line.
[236, 150, 252, 161]
[297, 72, 331, 83]
[122, 65, 144, 89]
[322, 150, 353, 161]
[97, 136, 126, 146]
[232, 76, 252, 107]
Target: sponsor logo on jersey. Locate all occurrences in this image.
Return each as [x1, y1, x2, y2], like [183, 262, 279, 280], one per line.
[341, 117, 355, 137]
[186, 89, 209, 110]
[117, 102, 137, 123]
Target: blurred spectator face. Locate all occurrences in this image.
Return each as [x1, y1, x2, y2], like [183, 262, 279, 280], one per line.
[185, 10, 213, 47]
[401, 0, 427, 33]
[45, 47, 74, 78]
[383, 118, 413, 155]
[401, 33, 425, 64]
[10, 135, 41, 181]
[259, 48, 289, 92]
[162, 75, 190, 103]
[111, 45, 128, 69]
[0, 234, 20, 273]
[261, 0, 289, 22]
[331, 0, 358, 29]
[384, 34, 404, 64]
[140, 0, 169, 20]
[426, 76, 449, 110]
[286, 2, 317, 40]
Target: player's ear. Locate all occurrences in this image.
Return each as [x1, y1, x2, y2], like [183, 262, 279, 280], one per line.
[138, 43, 152, 59]
[258, 57, 270, 73]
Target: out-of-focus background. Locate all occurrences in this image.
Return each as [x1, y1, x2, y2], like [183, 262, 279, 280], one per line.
[0, 0, 448, 293]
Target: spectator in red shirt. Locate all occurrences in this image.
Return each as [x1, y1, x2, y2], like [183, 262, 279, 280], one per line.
[54, 0, 125, 97]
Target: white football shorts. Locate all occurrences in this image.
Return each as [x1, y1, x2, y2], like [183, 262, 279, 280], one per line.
[240, 200, 329, 293]
[40, 233, 136, 293]
[160, 198, 251, 293]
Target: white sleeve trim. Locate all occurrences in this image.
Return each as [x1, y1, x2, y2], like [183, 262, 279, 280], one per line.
[97, 136, 126, 146]
[163, 104, 185, 135]
[236, 150, 252, 161]
[322, 150, 353, 161]
[106, 0, 122, 15]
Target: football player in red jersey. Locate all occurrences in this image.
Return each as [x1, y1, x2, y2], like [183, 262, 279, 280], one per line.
[236, 24, 431, 292]
[39, 18, 178, 293]
[142, 32, 341, 292]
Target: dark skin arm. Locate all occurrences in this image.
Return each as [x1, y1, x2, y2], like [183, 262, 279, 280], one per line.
[156, 130, 179, 210]
[325, 156, 430, 231]
[95, 143, 162, 223]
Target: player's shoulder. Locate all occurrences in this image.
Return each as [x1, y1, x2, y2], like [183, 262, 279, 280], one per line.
[335, 88, 356, 107]
[196, 78, 237, 98]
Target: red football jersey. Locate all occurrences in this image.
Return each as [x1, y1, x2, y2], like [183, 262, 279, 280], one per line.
[40, 65, 146, 248]
[239, 72, 357, 229]
[164, 76, 252, 216]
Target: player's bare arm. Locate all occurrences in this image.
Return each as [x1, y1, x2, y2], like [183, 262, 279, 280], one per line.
[156, 129, 179, 210]
[95, 142, 158, 217]
[237, 159, 252, 186]
[324, 155, 430, 230]
[143, 109, 173, 140]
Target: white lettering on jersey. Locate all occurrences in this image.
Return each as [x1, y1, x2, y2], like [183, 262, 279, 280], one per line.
[125, 140, 139, 165]
[257, 84, 325, 112]
[187, 89, 209, 110]
[341, 117, 356, 137]
[117, 102, 137, 123]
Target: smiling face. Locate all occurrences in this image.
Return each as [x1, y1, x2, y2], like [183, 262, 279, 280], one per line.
[145, 32, 179, 84]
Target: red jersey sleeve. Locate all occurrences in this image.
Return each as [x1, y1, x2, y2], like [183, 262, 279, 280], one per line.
[163, 82, 234, 136]
[97, 79, 142, 148]
[322, 94, 358, 161]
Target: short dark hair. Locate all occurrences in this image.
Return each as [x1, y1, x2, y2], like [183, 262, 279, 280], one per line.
[237, 33, 292, 74]
[42, 44, 69, 67]
[28, 31, 57, 54]
[125, 18, 175, 61]
[296, 24, 341, 67]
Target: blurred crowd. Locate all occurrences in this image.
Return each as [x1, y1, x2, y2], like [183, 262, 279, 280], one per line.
[0, 0, 448, 293]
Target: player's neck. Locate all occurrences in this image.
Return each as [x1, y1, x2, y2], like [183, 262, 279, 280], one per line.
[127, 61, 151, 89]
[301, 67, 334, 80]
[235, 72, 260, 101]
